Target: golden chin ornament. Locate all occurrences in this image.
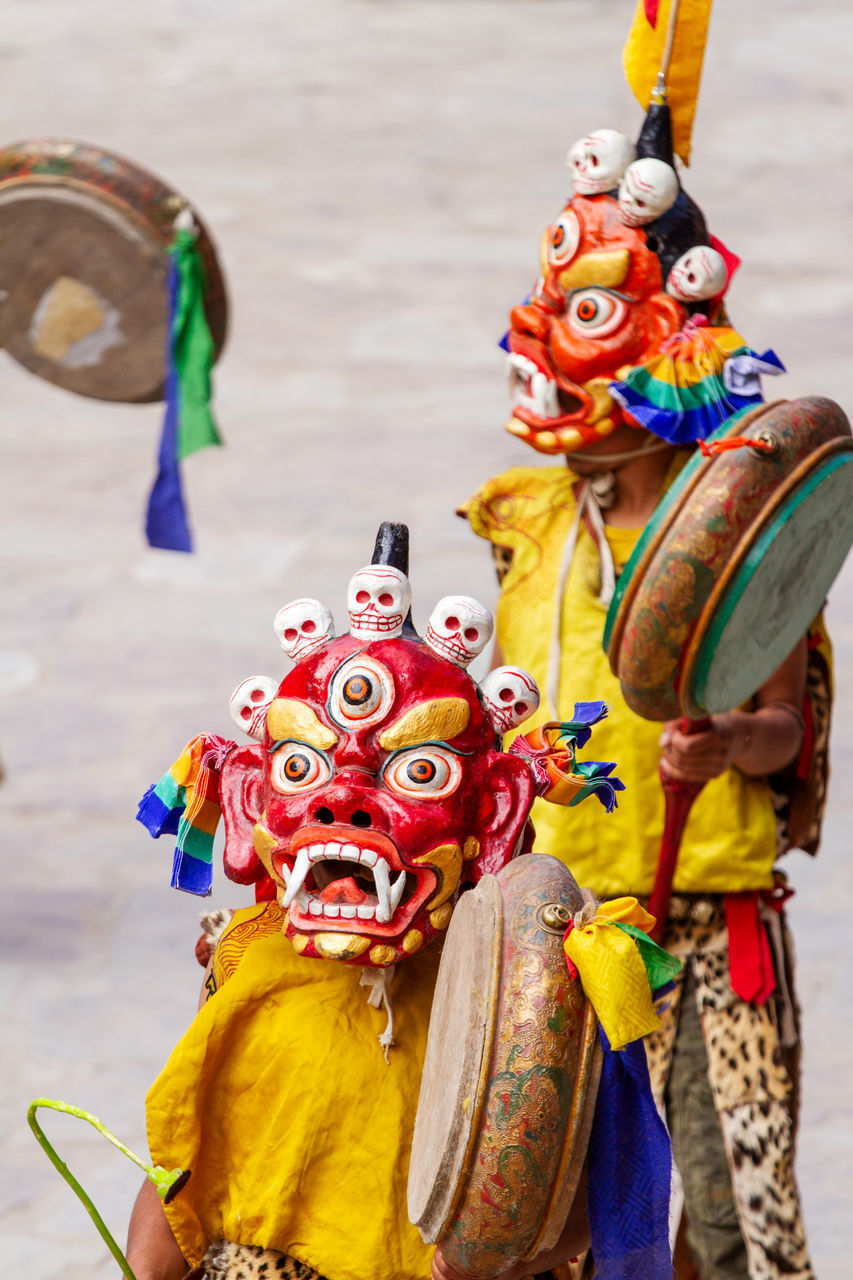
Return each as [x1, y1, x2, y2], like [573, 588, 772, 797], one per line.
[313, 934, 372, 962]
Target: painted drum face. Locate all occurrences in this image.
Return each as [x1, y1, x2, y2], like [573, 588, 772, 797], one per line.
[223, 633, 533, 966]
[506, 194, 686, 454]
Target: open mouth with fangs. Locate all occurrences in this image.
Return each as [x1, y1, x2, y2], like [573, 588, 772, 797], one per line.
[506, 351, 586, 430]
[273, 825, 432, 935]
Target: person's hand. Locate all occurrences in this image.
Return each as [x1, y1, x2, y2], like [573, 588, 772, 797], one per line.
[658, 714, 745, 783]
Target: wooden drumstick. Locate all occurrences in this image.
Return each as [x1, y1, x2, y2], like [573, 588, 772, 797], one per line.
[648, 715, 711, 943]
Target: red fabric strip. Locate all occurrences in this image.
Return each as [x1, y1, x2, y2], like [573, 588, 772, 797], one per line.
[725, 892, 776, 1005]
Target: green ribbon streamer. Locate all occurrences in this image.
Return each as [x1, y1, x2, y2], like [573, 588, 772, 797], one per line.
[169, 227, 221, 461]
[613, 921, 683, 991]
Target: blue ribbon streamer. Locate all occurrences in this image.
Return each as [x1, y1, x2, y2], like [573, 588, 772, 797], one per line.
[145, 257, 193, 552]
[587, 1029, 673, 1279]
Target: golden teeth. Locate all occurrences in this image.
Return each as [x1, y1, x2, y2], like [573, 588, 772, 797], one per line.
[313, 933, 371, 961]
[462, 837, 480, 862]
[430, 903, 453, 931]
[402, 929, 424, 954]
[505, 415, 530, 439]
[369, 944, 397, 967]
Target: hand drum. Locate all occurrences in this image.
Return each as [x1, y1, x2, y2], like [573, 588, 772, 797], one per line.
[604, 397, 853, 720]
[408, 854, 602, 1279]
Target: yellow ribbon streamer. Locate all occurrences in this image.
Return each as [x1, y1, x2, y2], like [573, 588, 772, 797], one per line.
[623, 0, 714, 166]
[564, 897, 660, 1050]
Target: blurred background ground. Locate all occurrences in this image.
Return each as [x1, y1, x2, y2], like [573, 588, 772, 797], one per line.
[1, 1, 851, 1274]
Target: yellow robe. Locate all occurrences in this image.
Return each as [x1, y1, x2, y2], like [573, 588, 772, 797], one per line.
[465, 465, 778, 897]
[147, 903, 439, 1279]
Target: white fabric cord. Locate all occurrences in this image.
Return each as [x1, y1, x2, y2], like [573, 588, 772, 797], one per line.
[359, 966, 397, 1062]
[546, 474, 618, 717]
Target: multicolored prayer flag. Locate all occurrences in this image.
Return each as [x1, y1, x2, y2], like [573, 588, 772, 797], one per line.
[610, 321, 785, 445]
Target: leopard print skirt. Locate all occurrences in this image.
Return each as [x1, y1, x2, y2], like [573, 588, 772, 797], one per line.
[645, 895, 815, 1280]
[201, 1242, 327, 1280]
[199, 1243, 585, 1280]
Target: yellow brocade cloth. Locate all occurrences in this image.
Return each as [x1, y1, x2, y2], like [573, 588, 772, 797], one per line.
[147, 903, 439, 1279]
[465, 465, 777, 897]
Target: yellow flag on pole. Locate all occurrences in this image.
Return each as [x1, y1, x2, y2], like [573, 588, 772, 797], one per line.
[623, 0, 714, 166]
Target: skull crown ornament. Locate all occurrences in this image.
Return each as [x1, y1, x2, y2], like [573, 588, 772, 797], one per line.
[137, 524, 622, 969]
[504, 90, 784, 455]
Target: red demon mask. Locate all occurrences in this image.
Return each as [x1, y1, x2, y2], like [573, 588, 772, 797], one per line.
[506, 193, 685, 454]
[219, 632, 534, 967]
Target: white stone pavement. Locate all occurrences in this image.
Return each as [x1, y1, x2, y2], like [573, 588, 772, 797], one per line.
[1, 1, 851, 1275]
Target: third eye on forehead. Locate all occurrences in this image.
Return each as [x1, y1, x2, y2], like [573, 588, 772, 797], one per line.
[343, 674, 372, 706]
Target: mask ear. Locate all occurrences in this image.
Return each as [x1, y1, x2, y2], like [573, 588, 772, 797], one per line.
[471, 751, 536, 880]
[220, 745, 267, 884]
[649, 292, 686, 346]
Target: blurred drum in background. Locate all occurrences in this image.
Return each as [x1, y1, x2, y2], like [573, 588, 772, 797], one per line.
[0, 137, 227, 403]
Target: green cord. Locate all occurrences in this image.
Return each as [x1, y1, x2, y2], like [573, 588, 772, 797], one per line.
[27, 1098, 191, 1279]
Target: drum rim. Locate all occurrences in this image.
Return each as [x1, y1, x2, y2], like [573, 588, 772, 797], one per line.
[407, 874, 503, 1240]
[688, 445, 853, 715]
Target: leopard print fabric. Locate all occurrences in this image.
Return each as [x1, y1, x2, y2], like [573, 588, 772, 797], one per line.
[202, 1242, 327, 1280]
[644, 896, 815, 1280]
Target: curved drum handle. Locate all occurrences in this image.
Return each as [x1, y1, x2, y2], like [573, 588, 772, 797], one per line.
[648, 716, 711, 943]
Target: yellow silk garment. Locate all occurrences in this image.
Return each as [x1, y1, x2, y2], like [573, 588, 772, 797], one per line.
[147, 904, 439, 1279]
[465, 465, 778, 898]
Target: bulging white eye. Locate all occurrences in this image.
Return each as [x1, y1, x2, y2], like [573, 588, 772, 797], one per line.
[328, 655, 395, 729]
[383, 747, 462, 800]
[548, 210, 581, 266]
[270, 744, 332, 794]
[566, 289, 627, 337]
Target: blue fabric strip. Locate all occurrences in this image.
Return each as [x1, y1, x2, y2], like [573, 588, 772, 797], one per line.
[170, 847, 213, 896]
[587, 1030, 673, 1279]
[610, 383, 764, 446]
[136, 784, 182, 837]
[145, 257, 194, 552]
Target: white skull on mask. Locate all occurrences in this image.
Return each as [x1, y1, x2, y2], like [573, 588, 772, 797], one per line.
[666, 245, 727, 303]
[617, 158, 679, 227]
[346, 566, 411, 641]
[229, 676, 278, 741]
[424, 596, 494, 668]
[479, 667, 541, 734]
[567, 130, 635, 197]
[273, 598, 335, 662]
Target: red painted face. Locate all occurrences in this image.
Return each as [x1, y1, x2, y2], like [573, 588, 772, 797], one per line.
[220, 634, 533, 966]
[506, 194, 686, 454]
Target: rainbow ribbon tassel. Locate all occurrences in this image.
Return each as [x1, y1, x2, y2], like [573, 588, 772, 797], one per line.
[509, 702, 625, 812]
[136, 734, 234, 895]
